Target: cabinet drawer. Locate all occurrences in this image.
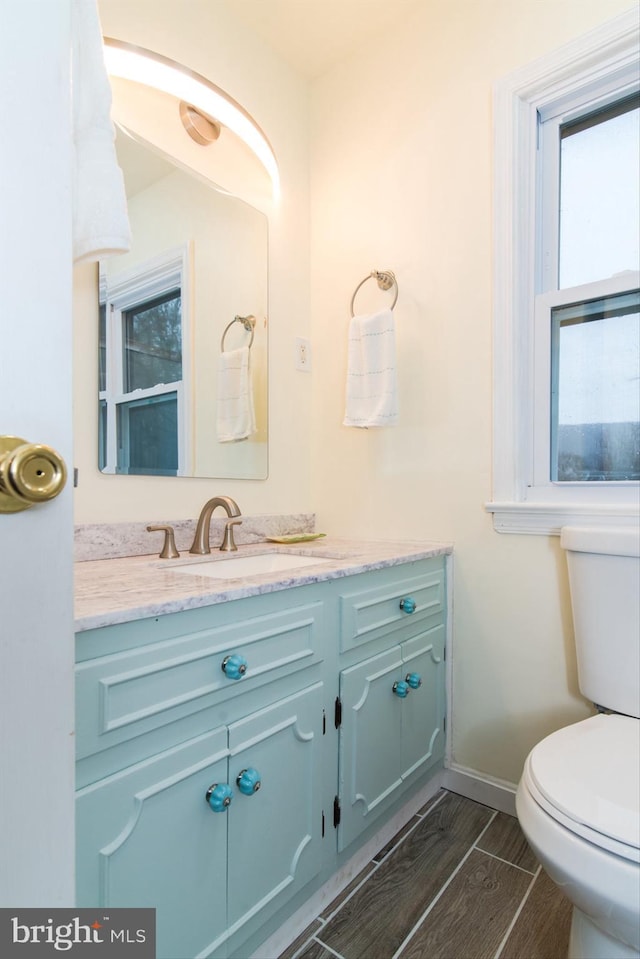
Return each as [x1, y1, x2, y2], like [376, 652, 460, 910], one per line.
[76, 601, 323, 760]
[339, 563, 444, 653]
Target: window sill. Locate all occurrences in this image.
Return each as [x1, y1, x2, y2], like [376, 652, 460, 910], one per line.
[486, 501, 640, 535]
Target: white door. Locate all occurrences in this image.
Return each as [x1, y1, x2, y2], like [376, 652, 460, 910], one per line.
[0, 0, 75, 905]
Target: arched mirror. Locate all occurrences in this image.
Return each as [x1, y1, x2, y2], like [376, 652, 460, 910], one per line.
[98, 45, 271, 479]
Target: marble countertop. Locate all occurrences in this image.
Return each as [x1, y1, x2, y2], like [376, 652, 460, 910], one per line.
[75, 538, 452, 632]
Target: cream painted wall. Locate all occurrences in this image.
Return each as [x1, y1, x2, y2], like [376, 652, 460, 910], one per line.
[104, 167, 268, 475]
[72, 0, 634, 786]
[308, 0, 636, 784]
[74, 0, 312, 523]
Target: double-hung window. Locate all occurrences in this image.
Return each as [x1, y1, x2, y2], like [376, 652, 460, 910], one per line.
[99, 248, 189, 476]
[489, 10, 640, 534]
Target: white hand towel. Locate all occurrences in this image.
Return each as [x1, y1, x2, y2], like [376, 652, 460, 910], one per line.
[71, 0, 131, 263]
[217, 347, 257, 442]
[343, 308, 398, 428]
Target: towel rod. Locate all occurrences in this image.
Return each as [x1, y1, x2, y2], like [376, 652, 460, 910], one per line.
[350, 270, 398, 317]
[220, 315, 256, 352]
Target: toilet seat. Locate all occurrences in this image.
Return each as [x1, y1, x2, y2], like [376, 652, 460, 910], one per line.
[526, 713, 639, 862]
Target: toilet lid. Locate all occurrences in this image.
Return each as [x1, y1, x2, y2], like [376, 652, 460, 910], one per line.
[528, 714, 639, 853]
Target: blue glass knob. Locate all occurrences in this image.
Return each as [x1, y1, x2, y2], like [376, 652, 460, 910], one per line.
[406, 672, 422, 689]
[399, 597, 417, 614]
[221, 654, 248, 680]
[206, 783, 233, 812]
[393, 680, 410, 698]
[236, 767, 261, 796]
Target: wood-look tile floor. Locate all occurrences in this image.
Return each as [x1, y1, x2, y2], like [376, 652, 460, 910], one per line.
[278, 790, 573, 959]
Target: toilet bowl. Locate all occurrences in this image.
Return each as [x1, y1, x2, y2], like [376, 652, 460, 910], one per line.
[516, 526, 640, 959]
[516, 713, 640, 959]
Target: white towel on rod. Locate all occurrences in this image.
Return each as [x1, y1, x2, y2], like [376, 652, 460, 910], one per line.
[217, 346, 257, 442]
[343, 308, 398, 428]
[71, 0, 131, 263]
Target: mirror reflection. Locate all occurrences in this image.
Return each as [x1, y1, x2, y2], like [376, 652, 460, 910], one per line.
[99, 129, 268, 479]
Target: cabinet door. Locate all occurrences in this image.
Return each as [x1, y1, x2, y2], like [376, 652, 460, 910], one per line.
[338, 625, 446, 852]
[76, 728, 230, 959]
[401, 625, 446, 780]
[338, 647, 404, 851]
[225, 682, 324, 945]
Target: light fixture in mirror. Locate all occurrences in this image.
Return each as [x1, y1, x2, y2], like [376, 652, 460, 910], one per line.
[103, 39, 279, 198]
[99, 126, 268, 480]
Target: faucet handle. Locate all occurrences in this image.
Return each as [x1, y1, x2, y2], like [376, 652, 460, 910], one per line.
[147, 525, 180, 559]
[220, 519, 242, 552]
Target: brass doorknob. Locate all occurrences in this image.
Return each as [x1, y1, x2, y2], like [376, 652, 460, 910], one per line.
[0, 435, 67, 513]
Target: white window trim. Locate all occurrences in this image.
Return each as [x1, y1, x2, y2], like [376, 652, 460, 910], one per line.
[532, 278, 640, 493]
[487, 9, 640, 535]
[100, 245, 192, 475]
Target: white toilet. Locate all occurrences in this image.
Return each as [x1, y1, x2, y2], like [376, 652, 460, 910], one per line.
[516, 526, 640, 959]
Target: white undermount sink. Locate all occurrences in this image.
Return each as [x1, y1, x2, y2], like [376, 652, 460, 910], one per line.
[169, 551, 330, 580]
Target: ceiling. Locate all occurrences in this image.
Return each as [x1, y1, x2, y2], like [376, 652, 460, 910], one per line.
[231, 0, 421, 79]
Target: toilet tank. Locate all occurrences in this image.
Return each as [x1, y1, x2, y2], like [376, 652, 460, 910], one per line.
[561, 526, 640, 718]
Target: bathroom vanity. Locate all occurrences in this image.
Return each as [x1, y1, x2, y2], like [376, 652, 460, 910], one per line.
[74, 537, 450, 959]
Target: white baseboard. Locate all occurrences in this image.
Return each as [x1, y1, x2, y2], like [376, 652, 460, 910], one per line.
[442, 764, 518, 817]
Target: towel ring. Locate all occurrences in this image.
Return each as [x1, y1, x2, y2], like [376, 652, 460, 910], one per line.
[350, 270, 398, 317]
[220, 315, 256, 352]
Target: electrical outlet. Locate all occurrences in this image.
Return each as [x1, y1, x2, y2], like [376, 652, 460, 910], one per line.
[295, 337, 312, 372]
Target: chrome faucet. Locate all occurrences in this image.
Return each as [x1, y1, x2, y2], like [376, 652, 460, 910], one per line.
[189, 496, 242, 554]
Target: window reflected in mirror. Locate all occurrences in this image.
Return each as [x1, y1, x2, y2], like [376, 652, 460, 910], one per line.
[99, 129, 268, 479]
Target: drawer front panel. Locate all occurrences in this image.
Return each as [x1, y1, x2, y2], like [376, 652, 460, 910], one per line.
[76, 602, 323, 760]
[339, 566, 444, 653]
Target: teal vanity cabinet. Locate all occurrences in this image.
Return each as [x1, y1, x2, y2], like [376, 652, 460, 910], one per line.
[75, 552, 448, 959]
[335, 559, 446, 851]
[75, 594, 325, 959]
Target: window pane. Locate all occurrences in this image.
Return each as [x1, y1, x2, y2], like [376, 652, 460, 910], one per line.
[559, 98, 639, 289]
[123, 291, 182, 392]
[117, 393, 178, 476]
[98, 398, 107, 471]
[98, 303, 106, 393]
[552, 291, 640, 481]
